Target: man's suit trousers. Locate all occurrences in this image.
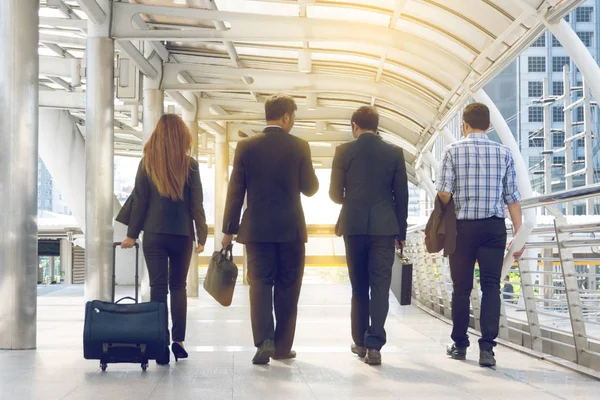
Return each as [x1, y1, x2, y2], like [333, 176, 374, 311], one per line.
[245, 240, 305, 356]
[344, 235, 396, 350]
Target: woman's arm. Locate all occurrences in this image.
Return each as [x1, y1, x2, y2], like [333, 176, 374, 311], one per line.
[127, 160, 150, 239]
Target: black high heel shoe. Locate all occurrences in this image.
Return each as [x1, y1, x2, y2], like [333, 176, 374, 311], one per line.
[171, 342, 189, 362]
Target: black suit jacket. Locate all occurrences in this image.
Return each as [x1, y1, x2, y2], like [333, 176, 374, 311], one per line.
[222, 126, 319, 243]
[329, 133, 409, 240]
[127, 157, 208, 245]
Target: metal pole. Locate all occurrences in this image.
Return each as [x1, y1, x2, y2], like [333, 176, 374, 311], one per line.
[183, 92, 199, 297]
[563, 66, 573, 215]
[0, 0, 39, 349]
[542, 78, 552, 197]
[85, 1, 114, 302]
[583, 79, 594, 214]
[214, 126, 230, 251]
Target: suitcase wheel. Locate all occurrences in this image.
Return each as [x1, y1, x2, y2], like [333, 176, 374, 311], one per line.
[141, 362, 148, 371]
[100, 362, 107, 371]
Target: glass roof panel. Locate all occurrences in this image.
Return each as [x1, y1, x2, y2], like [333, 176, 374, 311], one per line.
[216, 0, 299, 16]
[307, 5, 391, 26]
[394, 19, 477, 63]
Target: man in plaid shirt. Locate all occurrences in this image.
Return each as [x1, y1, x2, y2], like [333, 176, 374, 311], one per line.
[436, 102, 523, 368]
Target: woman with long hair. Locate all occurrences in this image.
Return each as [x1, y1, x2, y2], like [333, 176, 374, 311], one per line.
[121, 113, 208, 365]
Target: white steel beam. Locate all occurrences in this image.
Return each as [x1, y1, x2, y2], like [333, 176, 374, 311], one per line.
[75, 0, 107, 25]
[110, 3, 470, 76]
[117, 41, 158, 79]
[162, 64, 437, 126]
[39, 17, 88, 30]
[548, 19, 600, 104]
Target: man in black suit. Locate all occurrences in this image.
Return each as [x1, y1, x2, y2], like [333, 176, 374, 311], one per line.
[222, 94, 319, 364]
[330, 106, 409, 365]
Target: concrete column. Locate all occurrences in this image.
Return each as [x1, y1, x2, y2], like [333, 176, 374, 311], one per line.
[214, 129, 230, 250]
[183, 92, 199, 297]
[60, 239, 74, 285]
[142, 89, 164, 143]
[0, 0, 39, 349]
[85, 17, 115, 302]
[139, 48, 163, 302]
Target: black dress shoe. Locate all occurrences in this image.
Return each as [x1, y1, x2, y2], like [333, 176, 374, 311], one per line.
[364, 349, 382, 365]
[351, 343, 367, 358]
[446, 343, 467, 360]
[172, 342, 189, 362]
[273, 350, 296, 360]
[252, 339, 275, 365]
[479, 350, 496, 367]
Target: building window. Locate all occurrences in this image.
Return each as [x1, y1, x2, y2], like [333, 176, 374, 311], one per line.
[575, 204, 586, 215]
[577, 31, 593, 47]
[553, 106, 564, 123]
[577, 106, 584, 121]
[531, 35, 546, 47]
[564, 14, 570, 22]
[576, 6, 593, 23]
[553, 81, 564, 96]
[529, 156, 543, 169]
[552, 35, 562, 47]
[528, 56, 546, 72]
[552, 132, 565, 148]
[553, 56, 570, 72]
[529, 106, 543, 122]
[529, 137, 544, 148]
[529, 131, 544, 148]
[553, 156, 565, 165]
[577, 138, 585, 147]
[528, 81, 543, 97]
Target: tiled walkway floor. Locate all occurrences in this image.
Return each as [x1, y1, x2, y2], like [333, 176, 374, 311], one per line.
[1, 284, 598, 400]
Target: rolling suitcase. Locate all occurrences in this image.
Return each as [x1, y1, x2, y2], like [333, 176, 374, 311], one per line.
[390, 248, 413, 306]
[83, 242, 167, 371]
[203, 244, 238, 306]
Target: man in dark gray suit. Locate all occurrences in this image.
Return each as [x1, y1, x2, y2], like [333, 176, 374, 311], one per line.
[329, 106, 409, 365]
[222, 94, 319, 364]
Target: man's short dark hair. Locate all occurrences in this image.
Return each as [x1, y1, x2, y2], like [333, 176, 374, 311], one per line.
[463, 102, 490, 131]
[265, 94, 297, 121]
[351, 106, 379, 132]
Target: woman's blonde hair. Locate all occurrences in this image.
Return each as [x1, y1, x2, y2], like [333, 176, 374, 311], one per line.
[143, 114, 192, 201]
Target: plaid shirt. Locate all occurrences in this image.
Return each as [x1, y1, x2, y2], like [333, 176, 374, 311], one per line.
[436, 133, 521, 220]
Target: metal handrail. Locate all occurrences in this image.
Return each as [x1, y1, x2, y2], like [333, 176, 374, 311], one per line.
[520, 183, 600, 209]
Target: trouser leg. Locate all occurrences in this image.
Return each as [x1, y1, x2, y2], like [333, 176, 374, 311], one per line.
[448, 222, 478, 348]
[344, 235, 370, 347]
[245, 242, 277, 347]
[143, 233, 170, 344]
[273, 240, 305, 356]
[168, 236, 193, 342]
[364, 235, 395, 350]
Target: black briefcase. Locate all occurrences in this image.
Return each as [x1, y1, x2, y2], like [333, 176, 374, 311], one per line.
[204, 245, 238, 306]
[391, 248, 413, 306]
[83, 242, 167, 371]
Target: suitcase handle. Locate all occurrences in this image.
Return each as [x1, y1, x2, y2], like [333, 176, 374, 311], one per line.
[112, 242, 140, 304]
[115, 296, 137, 304]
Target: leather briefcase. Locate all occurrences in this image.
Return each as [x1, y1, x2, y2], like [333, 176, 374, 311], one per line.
[83, 242, 167, 371]
[391, 249, 413, 306]
[204, 245, 238, 306]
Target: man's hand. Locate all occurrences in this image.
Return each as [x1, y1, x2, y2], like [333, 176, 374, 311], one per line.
[121, 237, 136, 249]
[222, 234, 234, 249]
[395, 240, 406, 250]
[508, 239, 526, 260]
[195, 242, 205, 254]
